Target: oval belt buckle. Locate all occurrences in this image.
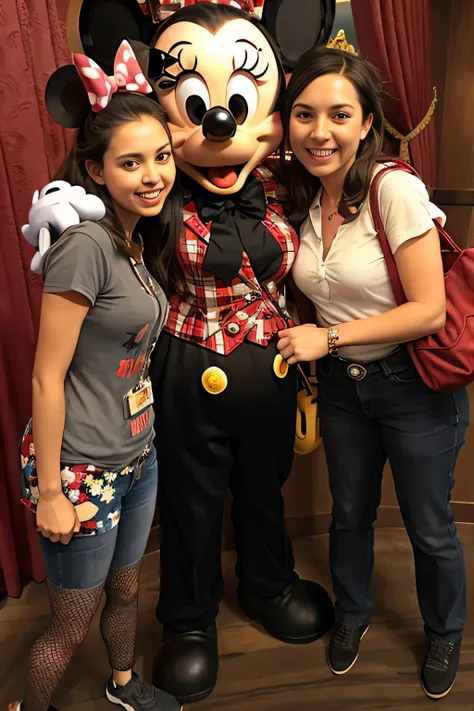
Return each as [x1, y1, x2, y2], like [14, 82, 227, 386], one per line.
[273, 353, 289, 379]
[347, 364, 368, 381]
[201, 366, 228, 395]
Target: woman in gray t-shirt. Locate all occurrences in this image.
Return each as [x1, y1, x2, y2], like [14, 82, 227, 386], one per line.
[12, 43, 182, 711]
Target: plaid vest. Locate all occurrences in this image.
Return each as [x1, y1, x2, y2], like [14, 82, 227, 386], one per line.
[164, 165, 299, 356]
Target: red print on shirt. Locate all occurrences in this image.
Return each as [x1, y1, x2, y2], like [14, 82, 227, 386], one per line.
[130, 410, 149, 436]
[122, 323, 150, 352]
[116, 353, 146, 379]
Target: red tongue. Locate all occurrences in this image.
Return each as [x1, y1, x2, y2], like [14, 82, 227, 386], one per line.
[207, 166, 239, 189]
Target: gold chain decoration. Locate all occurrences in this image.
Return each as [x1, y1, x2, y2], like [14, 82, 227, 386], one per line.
[383, 87, 438, 162]
[327, 29, 357, 54]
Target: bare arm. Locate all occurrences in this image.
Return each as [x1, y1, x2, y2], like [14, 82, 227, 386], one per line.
[33, 290, 90, 542]
[336, 225, 445, 347]
[278, 226, 445, 363]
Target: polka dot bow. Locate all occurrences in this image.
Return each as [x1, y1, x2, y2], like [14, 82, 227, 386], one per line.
[72, 40, 152, 113]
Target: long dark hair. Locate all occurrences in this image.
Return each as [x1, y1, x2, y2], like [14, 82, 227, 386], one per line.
[151, 2, 286, 112]
[281, 47, 386, 221]
[56, 92, 183, 297]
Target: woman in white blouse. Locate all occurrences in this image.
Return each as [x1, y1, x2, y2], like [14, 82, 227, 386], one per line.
[277, 47, 469, 701]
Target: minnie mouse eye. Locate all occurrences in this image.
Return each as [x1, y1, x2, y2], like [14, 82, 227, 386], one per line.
[227, 74, 258, 125]
[176, 75, 210, 126]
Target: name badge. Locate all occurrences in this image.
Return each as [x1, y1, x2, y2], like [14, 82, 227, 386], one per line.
[125, 377, 154, 418]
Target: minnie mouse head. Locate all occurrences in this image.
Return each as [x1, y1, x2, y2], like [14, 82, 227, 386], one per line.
[139, 3, 285, 193]
[63, 0, 335, 194]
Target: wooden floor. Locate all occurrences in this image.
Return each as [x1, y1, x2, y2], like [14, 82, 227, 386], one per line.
[1, 525, 473, 710]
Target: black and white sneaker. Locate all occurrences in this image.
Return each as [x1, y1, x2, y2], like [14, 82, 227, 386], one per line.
[421, 639, 461, 700]
[328, 622, 370, 675]
[105, 672, 181, 711]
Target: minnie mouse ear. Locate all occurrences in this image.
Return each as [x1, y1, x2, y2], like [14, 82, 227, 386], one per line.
[45, 65, 91, 129]
[261, 0, 335, 70]
[68, 0, 156, 75]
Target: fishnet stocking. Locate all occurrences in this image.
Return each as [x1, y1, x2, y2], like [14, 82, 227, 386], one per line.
[100, 561, 142, 671]
[23, 582, 104, 711]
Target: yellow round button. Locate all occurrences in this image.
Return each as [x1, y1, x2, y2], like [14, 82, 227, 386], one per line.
[273, 354, 289, 379]
[201, 366, 228, 395]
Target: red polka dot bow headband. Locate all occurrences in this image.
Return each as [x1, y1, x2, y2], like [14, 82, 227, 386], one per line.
[72, 39, 152, 113]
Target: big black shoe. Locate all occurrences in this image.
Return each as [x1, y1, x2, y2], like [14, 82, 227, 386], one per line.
[238, 578, 334, 644]
[152, 622, 218, 704]
[328, 622, 370, 674]
[421, 639, 461, 700]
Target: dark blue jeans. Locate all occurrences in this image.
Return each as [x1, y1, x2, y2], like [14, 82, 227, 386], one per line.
[317, 348, 469, 642]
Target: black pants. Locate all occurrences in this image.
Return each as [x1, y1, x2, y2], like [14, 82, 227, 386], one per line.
[317, 348, 469, 641]
[150, 333, 298, 630]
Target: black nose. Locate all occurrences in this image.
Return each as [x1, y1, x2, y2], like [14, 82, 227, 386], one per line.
[202, 106, 237, 142]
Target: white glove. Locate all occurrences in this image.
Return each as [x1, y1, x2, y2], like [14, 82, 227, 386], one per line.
[22, 180, 106, 274]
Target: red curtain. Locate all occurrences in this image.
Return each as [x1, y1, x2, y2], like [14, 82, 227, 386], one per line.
[0, 0, 72, 597]
[350, 0, 437, 188]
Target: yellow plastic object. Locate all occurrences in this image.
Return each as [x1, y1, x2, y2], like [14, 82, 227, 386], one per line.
[201, 366, 228, 395]
[294, 384, 322, 455]
[273, 353, 289, 378]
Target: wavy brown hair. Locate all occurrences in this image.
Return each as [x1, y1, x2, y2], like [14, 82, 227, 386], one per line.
[280, 46, 387, 222]
[56, 93, 183, 297]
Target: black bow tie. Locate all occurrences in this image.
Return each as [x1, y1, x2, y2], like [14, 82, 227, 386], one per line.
[192, 175, 281, 284]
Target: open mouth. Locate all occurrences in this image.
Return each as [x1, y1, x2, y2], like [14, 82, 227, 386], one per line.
[135, 189, 162, 200]
[306, 148, 338, 159]
[194, 163, 247, 189]
[134, 188, 164, 207]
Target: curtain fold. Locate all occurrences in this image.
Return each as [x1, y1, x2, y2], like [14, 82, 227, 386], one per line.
[0, 0, 73, 597]
[351, 0, 437, 187]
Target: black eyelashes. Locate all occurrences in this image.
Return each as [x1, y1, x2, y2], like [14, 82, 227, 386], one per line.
[157, 50, 198, 91]
[157, 79, 177, 90]
[235, 47, 269, 80]
[178, 48, 198, 73]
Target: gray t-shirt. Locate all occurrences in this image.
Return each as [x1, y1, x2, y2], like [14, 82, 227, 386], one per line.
[42, 221, 168, 469]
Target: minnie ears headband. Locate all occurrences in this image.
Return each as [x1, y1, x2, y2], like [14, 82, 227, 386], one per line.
[45, 39, 176, 128]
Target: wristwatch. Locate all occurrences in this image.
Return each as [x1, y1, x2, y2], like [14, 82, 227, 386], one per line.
[327, 327, 339, 357]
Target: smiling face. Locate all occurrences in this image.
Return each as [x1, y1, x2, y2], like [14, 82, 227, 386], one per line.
[152, 18, 282, 195]
[289, 73, 373, 185]
[87, 115, 176, 233]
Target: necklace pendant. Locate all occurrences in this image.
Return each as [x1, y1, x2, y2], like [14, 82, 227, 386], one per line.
[328, 212, 336, 221]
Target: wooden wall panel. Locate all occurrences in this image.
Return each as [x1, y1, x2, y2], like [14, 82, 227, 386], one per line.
[438, 0, 474, 190]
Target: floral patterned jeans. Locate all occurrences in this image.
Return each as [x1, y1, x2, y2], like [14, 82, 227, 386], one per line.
[21, 418, 152, 536]
[38, 444, 158, 589]
[20, 424, 158, 589]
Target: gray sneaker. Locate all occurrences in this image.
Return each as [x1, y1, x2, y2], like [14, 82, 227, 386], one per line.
[105, 672, 181, 711]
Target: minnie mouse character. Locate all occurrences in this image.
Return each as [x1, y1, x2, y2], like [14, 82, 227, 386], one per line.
[35, 0, 336, 703]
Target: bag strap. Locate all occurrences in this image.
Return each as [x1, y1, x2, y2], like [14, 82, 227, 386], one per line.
[239, 267, 314, 397]
[369, 161, 462, 307]
[369, 165, 409, 306]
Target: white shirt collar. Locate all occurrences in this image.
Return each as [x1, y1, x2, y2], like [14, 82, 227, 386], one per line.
[309, 186, 323, 212]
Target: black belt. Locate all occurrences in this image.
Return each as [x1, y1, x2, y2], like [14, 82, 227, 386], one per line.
[319, 347, 408, 381]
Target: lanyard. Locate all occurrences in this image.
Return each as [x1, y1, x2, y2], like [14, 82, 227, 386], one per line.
[129, 253, 161, 386]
